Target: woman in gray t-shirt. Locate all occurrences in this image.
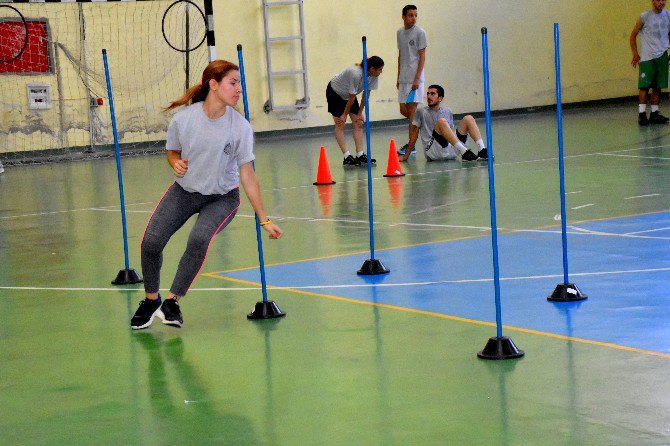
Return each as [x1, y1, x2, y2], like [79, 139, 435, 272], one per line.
[326, 56, 384, 166]
[130, 60, 282, 330]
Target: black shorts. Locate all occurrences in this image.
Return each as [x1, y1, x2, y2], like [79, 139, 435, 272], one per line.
[432, 129, 467, 148]
[327, 82, 360, 117]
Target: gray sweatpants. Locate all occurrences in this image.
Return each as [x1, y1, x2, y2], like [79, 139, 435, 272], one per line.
[141, 182, 240, 297]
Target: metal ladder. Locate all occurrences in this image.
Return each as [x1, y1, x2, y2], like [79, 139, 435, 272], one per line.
[261, 0, 309, 113]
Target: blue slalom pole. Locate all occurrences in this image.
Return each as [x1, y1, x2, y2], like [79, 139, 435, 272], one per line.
[477, 28, 523, 360]
[103, 49, 142, 285]
[480, 30, 503, 340]
[363, 38, 375, 259]
[547, 23, 587, 302]
[237, 44, 285, 318]
[554, 23, 569, 285]
[357, 36, 389, 275]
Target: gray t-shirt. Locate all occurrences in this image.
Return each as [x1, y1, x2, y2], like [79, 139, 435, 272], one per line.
[412, 106, 454, 149]
[329, 65, 379, 100]
[639, 9, 670, 61]
[397, 25, 427, 83]
[166, 103, 255, 195]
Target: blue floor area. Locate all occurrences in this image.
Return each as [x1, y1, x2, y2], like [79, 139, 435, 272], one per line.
[215, 212, 670, 354]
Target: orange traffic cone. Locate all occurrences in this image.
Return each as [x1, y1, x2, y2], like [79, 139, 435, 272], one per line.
[383, 139, 405, 177]
[313, 146, 336, 185]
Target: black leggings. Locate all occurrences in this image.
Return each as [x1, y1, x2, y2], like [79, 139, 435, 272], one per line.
[141, 182, 240, 297]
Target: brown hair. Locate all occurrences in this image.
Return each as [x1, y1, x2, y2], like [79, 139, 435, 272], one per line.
[356, 55, 385, 70]
[165, 59, 239, 111]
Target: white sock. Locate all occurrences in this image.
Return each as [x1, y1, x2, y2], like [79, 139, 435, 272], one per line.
[475, 138, 485, 150]
[651, 105, 659, 113]
[356, 151, 364, 157]
[454, 141, 468, 155]
[639, 104, 647, 113]
[343, 151, 351, 158]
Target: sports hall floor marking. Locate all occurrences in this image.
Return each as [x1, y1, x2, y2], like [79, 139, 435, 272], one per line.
[205, 274, 670, 360]
[571, 203, 594, 210]
[4, 265, 669, 294]
[1, 144, 666, 221]
[624, 194, 661, 200]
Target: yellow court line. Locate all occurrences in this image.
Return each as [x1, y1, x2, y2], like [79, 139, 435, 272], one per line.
[212, 275, 670, 360]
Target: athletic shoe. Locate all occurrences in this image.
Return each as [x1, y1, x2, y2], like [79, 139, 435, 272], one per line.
[477, 148, 488, 160]
[397, 144, 417, 156]
[158, 298, 183, 327]
[343, 155, 360, 166]
[130, 297, 163, 330]
[649, 111, 669, 124]
[638, 112, 649, 126]
[461, 149, 478, 161]
[356, 153, 376, 165]
[0, 161, 4, 174]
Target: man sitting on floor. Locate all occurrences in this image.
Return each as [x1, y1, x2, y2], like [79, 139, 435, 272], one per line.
[399, 84, 487, 162]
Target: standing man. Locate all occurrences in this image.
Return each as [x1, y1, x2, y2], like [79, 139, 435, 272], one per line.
[630, 0, 670, 125]
[398, 84, 486, 163]
[397, 4, 426, 155]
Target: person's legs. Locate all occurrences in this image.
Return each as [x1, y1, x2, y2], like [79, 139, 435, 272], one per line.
[132, 183, 202, 329]
[350, 112, 375, 165]
[350, 113, 363, 154]
[649, 53, 670, 124]
[456, 115, 487, 158]
[398, 102, 418, 156]
[638, 58, 655, 125]
[398, 82, 421, 155]
[141, 183, 201, 298]
[328, 82, 356, 160]
[155, 188, 240, 328]
[169, 188, 240, 298]
[435, 118, 478, 161]
[333, 116, 349, 154]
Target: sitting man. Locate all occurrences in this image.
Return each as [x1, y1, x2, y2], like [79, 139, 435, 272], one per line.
[399, 84, 487, 162]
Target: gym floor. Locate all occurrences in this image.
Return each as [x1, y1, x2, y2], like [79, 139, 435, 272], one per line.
[1, 102, 670, 445]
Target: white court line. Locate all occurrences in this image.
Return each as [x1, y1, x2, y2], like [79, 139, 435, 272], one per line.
[1, 266, 669, 294]
[571, 204, 595, 210]
[515, 227, 670, 240]
[624, 226, 670, 235]
[599, 153, 670, 161]
[1, 145, 666, 219]
[0, 202, 155, 220]
[410, 198, 472, 216]
[566, 226, 670, 240]
[624, 194, 661, 200]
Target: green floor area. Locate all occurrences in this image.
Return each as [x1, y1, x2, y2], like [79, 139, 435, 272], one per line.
[1, 103, 670, 444]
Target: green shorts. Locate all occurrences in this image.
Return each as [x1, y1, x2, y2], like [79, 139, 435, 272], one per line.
[638, 52, 669, 89]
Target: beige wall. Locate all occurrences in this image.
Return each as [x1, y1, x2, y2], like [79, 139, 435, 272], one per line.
[216, 0, 646, 131]
[0, 0, 651, 155]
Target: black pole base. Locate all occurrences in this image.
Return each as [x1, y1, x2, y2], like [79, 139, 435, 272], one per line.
[357, 259, 390, 276]
[547, 283, 587, 302]
[477, 336, 525, 360]
[111, 268, 143, 285]
[247, 301, 286, 320]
